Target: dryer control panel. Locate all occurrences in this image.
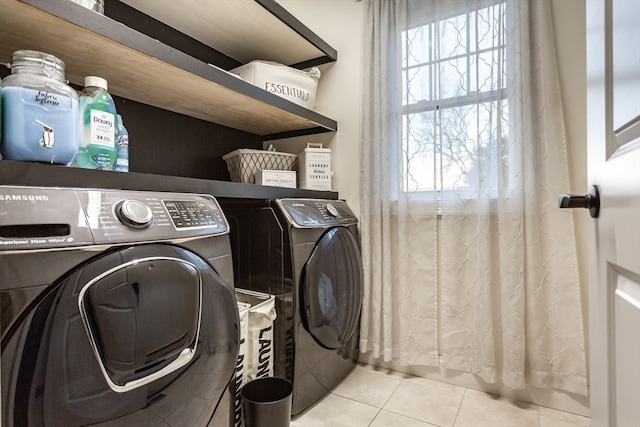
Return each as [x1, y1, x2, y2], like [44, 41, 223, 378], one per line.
[277, 198, 357, 228]
[0, 186, 229, 251]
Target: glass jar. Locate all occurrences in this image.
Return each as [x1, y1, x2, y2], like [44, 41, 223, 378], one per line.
[1, 50, 79, 165]
[70, 0, 104, 14]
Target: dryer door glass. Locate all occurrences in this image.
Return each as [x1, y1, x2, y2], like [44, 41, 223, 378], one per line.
[301, 227, 362, 349]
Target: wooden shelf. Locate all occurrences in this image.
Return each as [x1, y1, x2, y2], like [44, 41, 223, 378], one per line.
[0, 161, 339, 200]
[0, 0, 337, 139]
[119, 0, 337, 69]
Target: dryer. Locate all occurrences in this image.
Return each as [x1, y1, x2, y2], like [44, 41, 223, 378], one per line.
[0, 186, 238, 427]
[220, 198, 362, 416]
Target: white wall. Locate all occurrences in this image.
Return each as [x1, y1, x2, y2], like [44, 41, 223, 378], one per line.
[269, 0, 364, 215]
[278, 0, 589, 416]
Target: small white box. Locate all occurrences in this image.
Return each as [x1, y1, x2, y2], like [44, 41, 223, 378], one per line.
[232, 60, 319, 110]
[254, 170, 297, 188]
[299, 144, 332, 191]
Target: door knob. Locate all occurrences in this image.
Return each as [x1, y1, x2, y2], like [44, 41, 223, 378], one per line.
[558, 185, 600, 218]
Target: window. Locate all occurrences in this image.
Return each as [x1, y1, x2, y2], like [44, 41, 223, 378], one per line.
[401, 2, 508, 201]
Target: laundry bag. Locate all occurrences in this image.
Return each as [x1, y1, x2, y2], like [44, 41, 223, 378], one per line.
[231, 302, 251, 427]
[235, 289, 277, 381]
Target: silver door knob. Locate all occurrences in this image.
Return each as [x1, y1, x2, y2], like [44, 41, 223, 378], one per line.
[558, 185, 600, 218]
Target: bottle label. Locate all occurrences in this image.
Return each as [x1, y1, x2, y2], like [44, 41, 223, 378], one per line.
[1, 86, 78, 164]
[89, 109, 115, 149]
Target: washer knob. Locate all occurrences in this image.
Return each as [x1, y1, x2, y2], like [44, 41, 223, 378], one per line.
[325, 204, 339, 217]
[116, 199, 153, 228]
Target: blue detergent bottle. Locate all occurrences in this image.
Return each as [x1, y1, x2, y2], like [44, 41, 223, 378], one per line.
[114, 114, 129, 172]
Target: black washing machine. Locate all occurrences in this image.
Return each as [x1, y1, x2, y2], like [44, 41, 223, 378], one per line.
[219, 198, 362, 416]
[0, 186, 239, 427]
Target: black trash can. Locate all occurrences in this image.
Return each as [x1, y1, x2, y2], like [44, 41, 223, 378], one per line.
[241, 377, 293, 427]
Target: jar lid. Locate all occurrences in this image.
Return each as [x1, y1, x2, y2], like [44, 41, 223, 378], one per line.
[11, 50, 66, 81]
[85, 76, 108, 90]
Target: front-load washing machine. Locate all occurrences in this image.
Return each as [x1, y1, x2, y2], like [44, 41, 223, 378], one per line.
[219, 198, 362, 416]
[0, 186, 238, 426]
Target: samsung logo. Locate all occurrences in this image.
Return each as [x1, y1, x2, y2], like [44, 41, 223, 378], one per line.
[0, 194, 49, 201]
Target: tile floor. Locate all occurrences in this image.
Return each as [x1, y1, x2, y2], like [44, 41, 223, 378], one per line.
[291, 364, 590, 427]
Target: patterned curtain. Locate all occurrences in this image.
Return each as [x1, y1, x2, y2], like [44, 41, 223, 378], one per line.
[359, 0, 587, 395]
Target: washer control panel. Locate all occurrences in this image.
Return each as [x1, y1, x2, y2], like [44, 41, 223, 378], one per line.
[0, 186, 229, 251]
[163, 199, 226, 229]
[277, 198, 357, 228]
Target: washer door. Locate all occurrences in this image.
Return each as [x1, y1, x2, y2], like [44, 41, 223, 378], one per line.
[301, 227, 362, 349]
[1, 244, 238, 427]
[78, 255, 202, 393]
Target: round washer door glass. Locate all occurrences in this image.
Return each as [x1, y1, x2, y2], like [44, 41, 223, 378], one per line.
[301, 227, 362, 349]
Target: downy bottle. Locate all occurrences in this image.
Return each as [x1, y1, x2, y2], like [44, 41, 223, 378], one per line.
[76, 76, 117, 169]
[114, 114, 129, 172]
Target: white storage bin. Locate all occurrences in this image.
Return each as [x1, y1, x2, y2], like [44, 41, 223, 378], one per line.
[232, 60, 320, 110]
[299, 143, 332, 191]
[254, 170, 297, 188]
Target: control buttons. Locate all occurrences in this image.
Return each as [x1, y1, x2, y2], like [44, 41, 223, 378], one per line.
[163, 200, 222, 229]
[116, 199, 153, 229]
[325, 204, 340, 217]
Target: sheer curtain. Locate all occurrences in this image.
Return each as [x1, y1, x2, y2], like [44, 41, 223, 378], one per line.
[359, 0, 587, 395]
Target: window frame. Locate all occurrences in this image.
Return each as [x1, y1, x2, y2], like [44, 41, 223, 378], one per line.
[398, 0, 509, 208]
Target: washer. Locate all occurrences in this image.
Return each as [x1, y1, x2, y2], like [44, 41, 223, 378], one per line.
[0, 186, 238, 427]
[220, 198, 362, 416]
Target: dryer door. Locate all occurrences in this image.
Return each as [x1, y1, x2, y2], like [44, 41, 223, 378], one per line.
[301, 227, 362, 349]
[1, 244, 238, 427]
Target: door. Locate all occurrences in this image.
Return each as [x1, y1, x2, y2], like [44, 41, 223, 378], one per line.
[1, 244, 238, 427]
[587, 1, 640, 425]
[301, 227, 362, 349]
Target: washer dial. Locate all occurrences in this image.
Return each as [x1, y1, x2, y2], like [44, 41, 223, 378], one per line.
[325, 204, 339, 217]
[116, 199, 153, 228]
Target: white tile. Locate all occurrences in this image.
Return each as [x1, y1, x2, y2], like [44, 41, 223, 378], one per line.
[291, 393, 379, 427]
[539, 415, 588, 427]
[401, 374, 467, 396]
[383, 380, 464, 427]
[539, 406, 589, 427]
[454, 390, 539, 427]
[295, 362, 588, 427]
[356, 363, 408, 380]
[332, 366, 402, 407]
[370, 409, 438, 427]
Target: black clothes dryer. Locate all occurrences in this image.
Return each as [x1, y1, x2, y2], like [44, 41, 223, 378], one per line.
[220, 198, 362, 416]
[0, 186, 238, 427]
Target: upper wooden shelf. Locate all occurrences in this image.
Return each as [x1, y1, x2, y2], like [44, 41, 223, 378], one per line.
[0, 0, 337, 139]
[119, 0, 337, 69]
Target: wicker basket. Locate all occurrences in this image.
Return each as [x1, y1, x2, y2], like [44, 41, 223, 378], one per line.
[223, 149, 297, 184]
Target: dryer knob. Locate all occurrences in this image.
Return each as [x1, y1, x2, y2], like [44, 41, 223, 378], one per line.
[116, 199, 153, 228]
[325, 204, 339, 217]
